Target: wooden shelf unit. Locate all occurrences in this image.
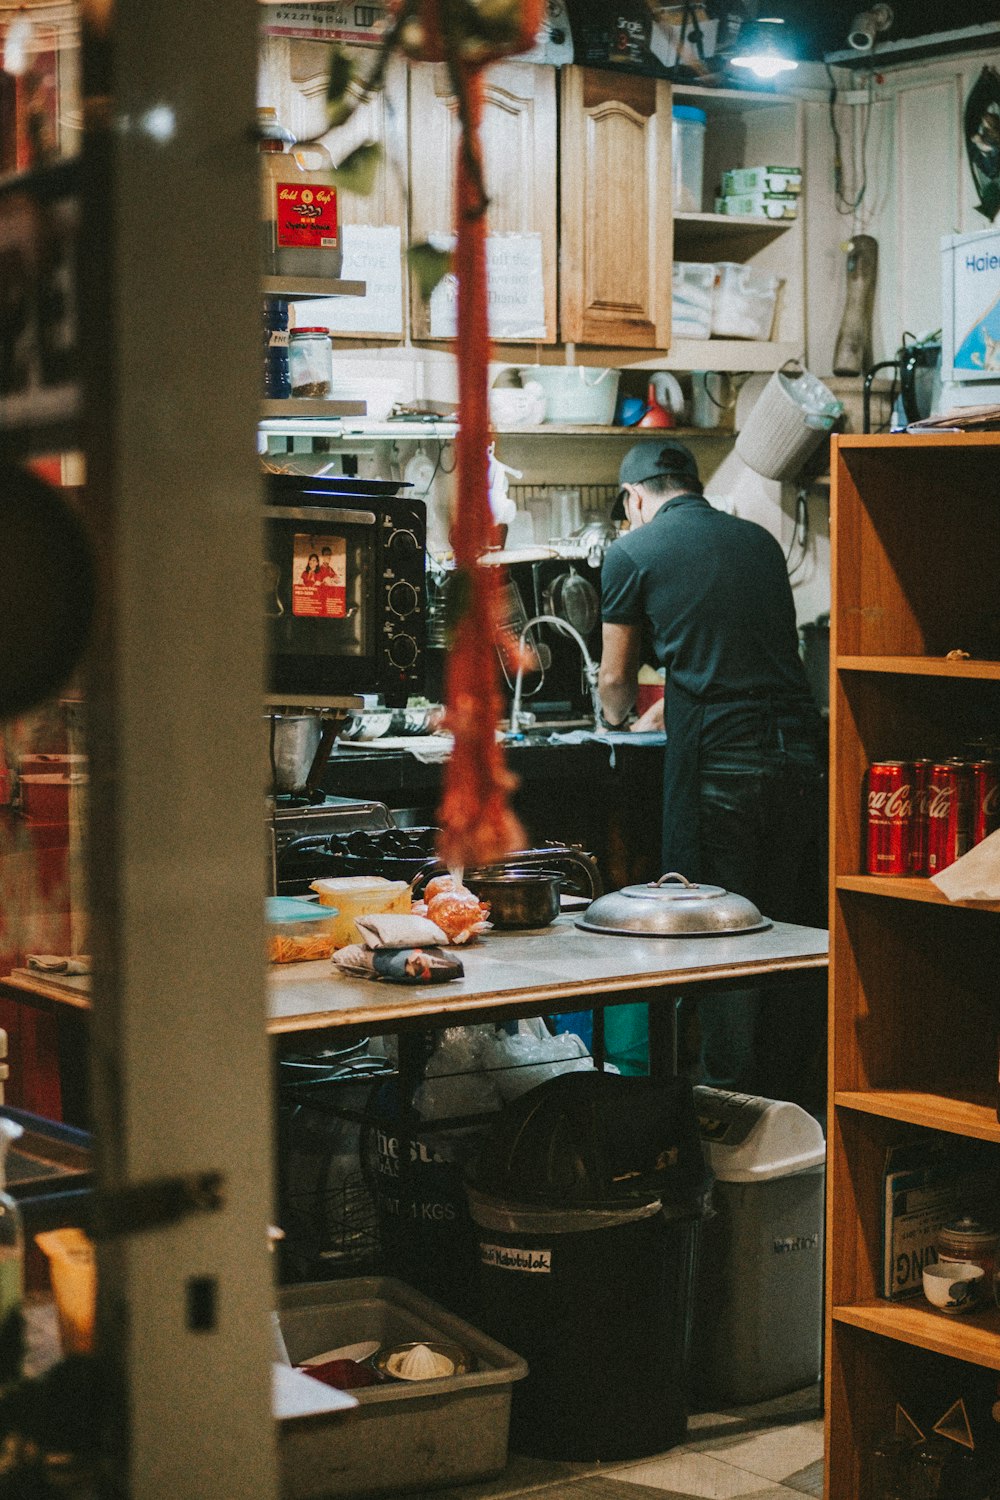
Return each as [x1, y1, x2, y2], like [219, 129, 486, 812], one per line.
[827, 432, 1000, 1498]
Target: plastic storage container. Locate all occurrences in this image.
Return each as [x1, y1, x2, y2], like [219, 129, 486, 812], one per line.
[520, 365, 620, 425]
[258, 106, 342, 279]
[672, 262, 715, 340]
[690, 1086, 825, 1407]
[711, 262, 781, 340]
[672, 105, 706, 212]
[309, 876, 412, 948]
[468, 1071, 711, 1462]
[278, 1277, 527, 1499]
[266, 896, 340, 964]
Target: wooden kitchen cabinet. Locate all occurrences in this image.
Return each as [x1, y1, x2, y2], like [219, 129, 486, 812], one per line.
[259, 38, 409, 340]
[559, 66, 672, 350]
[408, 60, 558, 343]
[826, 433, 1000, 1498]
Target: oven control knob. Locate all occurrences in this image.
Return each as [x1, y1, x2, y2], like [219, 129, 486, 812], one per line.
[387, 633, 418, 670]
[387, 580, 419, 618]
[386, 527, 419, 560]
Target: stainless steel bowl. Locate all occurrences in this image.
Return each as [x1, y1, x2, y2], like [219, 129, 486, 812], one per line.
[578, 872, 769, 937]
[464, 868, 562, 929]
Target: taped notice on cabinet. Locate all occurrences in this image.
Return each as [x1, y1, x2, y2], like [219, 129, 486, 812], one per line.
[294, 224, 403, 338]
[428, 231, 547, 341]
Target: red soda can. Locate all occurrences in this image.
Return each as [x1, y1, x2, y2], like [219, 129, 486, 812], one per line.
[926, 761, 971, 873]
[910, 759, 933, 875]
[969, 760, 1000, 847]
[865, 761, 912, 875]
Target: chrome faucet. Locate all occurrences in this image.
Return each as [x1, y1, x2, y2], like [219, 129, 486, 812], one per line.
[509, 614, 601, 737]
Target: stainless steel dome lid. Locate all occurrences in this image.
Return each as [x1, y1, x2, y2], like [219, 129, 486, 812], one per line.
[578, 872, 770, 937]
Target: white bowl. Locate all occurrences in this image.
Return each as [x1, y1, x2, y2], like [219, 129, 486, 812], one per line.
[922, 1261, 984, 1312]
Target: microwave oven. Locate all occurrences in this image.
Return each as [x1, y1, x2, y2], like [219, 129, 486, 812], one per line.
[265, 473, 426, 707]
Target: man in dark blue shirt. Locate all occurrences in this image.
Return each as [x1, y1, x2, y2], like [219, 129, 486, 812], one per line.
[599, 440, 824, 1098]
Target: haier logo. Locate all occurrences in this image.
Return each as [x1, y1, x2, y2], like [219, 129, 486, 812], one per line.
[965, 253, 1000, 272]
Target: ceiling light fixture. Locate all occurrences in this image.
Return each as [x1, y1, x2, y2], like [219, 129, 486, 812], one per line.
[848, 4, 893, 54]
[2, 7, 36, 76]
[730, 16, 798, 82]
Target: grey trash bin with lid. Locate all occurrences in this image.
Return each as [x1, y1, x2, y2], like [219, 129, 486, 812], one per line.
[691, 1086, 825, 1407]
[467, 1070, 712, 1463]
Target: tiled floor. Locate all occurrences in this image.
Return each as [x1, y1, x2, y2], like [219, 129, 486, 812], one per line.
[408, 1385, 824, 1500]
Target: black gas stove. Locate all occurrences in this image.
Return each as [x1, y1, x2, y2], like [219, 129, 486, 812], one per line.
[268, 793, 393, 895]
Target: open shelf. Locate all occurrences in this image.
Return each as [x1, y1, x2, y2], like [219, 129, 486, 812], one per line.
[484, 340, 803, 372]
[838, 655, 1000, 679]
[834, 1088, 1000, 1144]
[672, 83, 798, 113]
[832, 1300, 1000, 1371]
[261, 276, 366, 299]
[260, 398, 367, 420]
[836, 874, 1000, 911]
[674, 211, 795, 256]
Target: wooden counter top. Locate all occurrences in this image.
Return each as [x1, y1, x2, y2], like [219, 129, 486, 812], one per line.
[2, 915, 828, 1039]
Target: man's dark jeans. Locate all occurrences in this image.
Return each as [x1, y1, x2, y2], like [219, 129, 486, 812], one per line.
[682, 714, 827, 1108]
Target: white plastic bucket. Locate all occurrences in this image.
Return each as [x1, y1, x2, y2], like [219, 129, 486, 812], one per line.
[735, 367, 843, 481]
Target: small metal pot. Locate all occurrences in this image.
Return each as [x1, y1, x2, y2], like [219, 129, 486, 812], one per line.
[267, 714, 323, 795]
[464, 868, 563, 929]
[578, 872, 770, 938]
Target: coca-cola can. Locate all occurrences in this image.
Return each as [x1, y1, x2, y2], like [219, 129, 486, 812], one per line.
[969, 760, 1000, 847]
[926, 761, 971, 874]
[865, 761, 912, 875]
[910, 759, 933, 876]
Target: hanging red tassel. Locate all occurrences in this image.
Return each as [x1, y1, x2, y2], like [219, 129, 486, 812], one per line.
[387, 0, 541, 872]
[436, 62, 524, 872]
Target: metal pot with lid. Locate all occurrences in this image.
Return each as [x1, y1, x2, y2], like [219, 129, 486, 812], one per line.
[578, 872, 770, 938]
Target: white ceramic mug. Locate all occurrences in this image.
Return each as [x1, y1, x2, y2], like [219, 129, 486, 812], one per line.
[922, 1260, 984, 1313]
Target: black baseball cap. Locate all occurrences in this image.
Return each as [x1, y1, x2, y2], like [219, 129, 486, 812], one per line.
[611, 440, 701, 518]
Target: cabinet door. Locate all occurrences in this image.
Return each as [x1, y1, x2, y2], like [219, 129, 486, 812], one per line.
[560, 66, 672, 349]
[408, 60, 558, 342]
[259, 39, 408, 337]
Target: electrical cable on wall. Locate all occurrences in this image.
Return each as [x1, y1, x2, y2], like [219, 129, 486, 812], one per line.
[826, 62, 877, 224]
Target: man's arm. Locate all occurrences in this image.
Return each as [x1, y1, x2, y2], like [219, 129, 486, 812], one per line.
[598, 621, 641, 726]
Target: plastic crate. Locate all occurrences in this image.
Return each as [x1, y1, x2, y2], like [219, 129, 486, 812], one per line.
[277, 1276, 528, 1498]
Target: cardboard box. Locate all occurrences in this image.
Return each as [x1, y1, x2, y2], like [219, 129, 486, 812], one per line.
[722, 166, 802, 196]
[716, 192, 798, 221]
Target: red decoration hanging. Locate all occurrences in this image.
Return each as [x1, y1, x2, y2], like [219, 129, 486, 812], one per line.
[393, 0, 541, 872]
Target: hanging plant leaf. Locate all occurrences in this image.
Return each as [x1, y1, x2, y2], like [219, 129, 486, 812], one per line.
[964, 65, 1000, 223]
[408, 240, 454, 300]
[326, 47, 356, 129]
[331, 141, 383, 196]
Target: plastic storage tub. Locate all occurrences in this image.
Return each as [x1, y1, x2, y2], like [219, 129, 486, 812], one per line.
[266, 896, 340, 964]
[690, 1087, 825, 1406]
[672, 105, 706, 212]
[277, 1277, 527, 1499]
[309, 876, 411, 948]
[711, 262, 781, 340]
[672, 262, 715, 340]
[520, 365, 620, 425]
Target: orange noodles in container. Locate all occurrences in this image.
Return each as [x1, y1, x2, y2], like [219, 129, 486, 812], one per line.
[391, 0, 541, 872]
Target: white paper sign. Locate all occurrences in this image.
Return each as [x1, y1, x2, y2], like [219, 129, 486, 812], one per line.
[294, 223, 403, 337]
[429, 231, 547, 341]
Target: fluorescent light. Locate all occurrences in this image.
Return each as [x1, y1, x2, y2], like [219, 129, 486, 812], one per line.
[3, 9, 36, 76]
[730, 16, 798, 80]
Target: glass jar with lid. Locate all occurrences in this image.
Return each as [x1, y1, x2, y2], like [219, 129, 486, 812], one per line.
[935, 1215, 999, 1281]
[257, 105, 342, 279]
[288, 328, 332, 399]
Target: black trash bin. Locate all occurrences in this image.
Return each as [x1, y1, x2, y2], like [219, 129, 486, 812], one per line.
[467, 1071, 711, 1463]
